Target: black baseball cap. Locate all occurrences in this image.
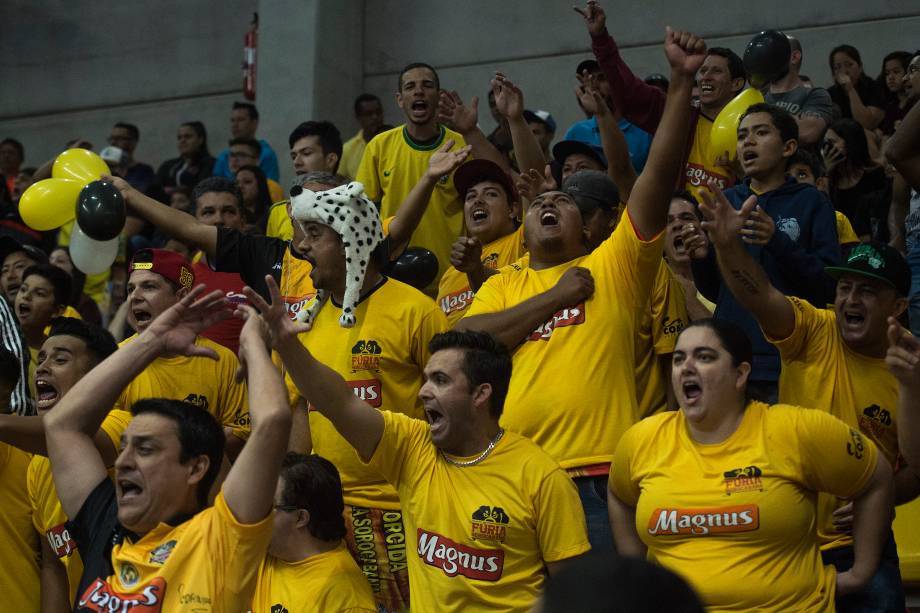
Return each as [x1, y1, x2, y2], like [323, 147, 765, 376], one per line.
[552, 140, 608, 169]
[454, 159, 518, 203]
[825, 242, 910, 296]
[0, 236, 47, 267]
[576, 59, 600, 76]
[562, 170, 620, 215]
[523, 109, 557, 134]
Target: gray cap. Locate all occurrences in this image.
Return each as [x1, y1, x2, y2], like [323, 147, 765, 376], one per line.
[561, 170, 620, 215]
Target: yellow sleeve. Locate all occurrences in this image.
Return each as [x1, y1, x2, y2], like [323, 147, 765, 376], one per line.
[99, 409, 133, 449]
[650, 265, 687, 355]
[208, 492, 274, 605]
[365, 410, 430, 488]
[763, 296, 817, 362]
[836, 211, 860, 246]
[214, 346, 252, 440]
[792, 407, 879, 498]
[463, 271, 508, 318]
[267, 180, 284, 204]
[26, 459, 42, 534]
[534, 468, 591, 562]
[382, 215, 394, 237]
[411, 305, 449, 372]
[593, 212, 664, 309]
[355, 139, 382, 203]
[609, 423, 641, 506]
[266, 201, 293, 241]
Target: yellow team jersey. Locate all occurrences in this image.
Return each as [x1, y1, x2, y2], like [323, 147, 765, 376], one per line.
[635, 261, 687, 418]
[356, 125, 468, 293]
[684, 114, 733, 203]
[835, 211, 860, 245]
[0, 442, 40, 612]
[285, 278, 448, 509]
[115, 335, 250, 440]
[266, 201, 293, 241]
[367, 410, 590, 613]
[437, 225, 527, 326]
[267, 180, 284, 204]
[341, 130, 368, 181]
[78, 491, 272, 612]
[27, 409, 132, 602]
[464, 216, 663, 471]
[252, 543, 377, 613]
[611, 402, 878, 613]
[765, 296, 898, 550]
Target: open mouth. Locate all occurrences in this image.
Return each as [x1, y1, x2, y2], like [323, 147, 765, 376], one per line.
[700, 83, 714, 95]
[35, 379, 59, 408]
[672, 235, 686, 253]
[540, 210, 559, 226]
[132, 309, 152, 325]
[16, 302, 31, 319]
[411, 100, 429, 117]
[470, 208, 489, 223]
[682, 381, 702, 402]
[117, 478, 144, 501]
[742, 150, 758, 162]
[843, 311, 865, 326]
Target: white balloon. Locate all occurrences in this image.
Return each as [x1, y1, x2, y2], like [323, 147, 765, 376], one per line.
[70, 222, 118, 275]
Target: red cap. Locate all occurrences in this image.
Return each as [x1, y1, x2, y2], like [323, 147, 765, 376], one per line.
[129, 248, 194, 290]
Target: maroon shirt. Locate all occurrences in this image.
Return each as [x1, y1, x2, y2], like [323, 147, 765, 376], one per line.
[192, 256, 247, 354]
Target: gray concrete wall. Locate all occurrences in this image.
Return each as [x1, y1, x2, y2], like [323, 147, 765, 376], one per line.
[2, 0, 918, 188]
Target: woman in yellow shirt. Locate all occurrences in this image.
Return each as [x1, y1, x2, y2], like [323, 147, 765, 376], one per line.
[608, 319, 894, 612]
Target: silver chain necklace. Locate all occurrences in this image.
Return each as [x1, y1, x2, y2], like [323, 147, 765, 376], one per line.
[440, 429, 505, 467]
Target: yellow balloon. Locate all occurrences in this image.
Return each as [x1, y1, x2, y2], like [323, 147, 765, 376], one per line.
[18, 178, 83, 231]
[52, 148, 109, 184]
[709, 88, 766, 162]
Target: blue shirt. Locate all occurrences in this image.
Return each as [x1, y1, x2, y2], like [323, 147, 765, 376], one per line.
[563, 117, 652, 173]
[212, 138, 280, 181]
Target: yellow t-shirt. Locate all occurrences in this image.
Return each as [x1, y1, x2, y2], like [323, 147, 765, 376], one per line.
[684, 114, 733, 203]
[436, 225, 527, 326]
[835, 211, 860, 246]
[766, 296, 898, 549]
[357, 125, 469, 294]
[0, 442, 40, 612]
[267, 180, 284, 204]
[252, 543, 376, 613]
[26, 409, 132, 602]
[76, 491, 272, 612]
[465, 216, 663, 470]
[285, 278, 448, 509]
[635, 261, 687, 418]
[266, 201, 293, 241]
[340, 130, 368, 181]
[611, 402, 878, 613]
[115, 335, 250, 440]
[367, 410, 590, 613]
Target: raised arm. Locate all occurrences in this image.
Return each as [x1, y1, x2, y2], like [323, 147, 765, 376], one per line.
[244, 276, 384, 461]
[491, 72, 546, 175]
[886, 101, 920, 190]
[44, 286, 229, 519]
[437, 91, 515, 175]
[386, 139, 471, 257]
[219, 305, 292, 523]
[577, 71, 637, 200]
[627, 28, 703, 239]
[887, 318, 920, 475]
[107, 175, 218, 259]
[699, 188, 796, 340]
[0, 414, 119, 464]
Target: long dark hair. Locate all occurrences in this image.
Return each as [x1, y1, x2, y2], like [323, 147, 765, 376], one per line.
[180, 121, 211, 158]
[828, 118, 872, 173]
[235, 164, 273, 231]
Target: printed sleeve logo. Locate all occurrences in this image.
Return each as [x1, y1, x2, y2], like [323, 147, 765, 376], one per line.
[271, 606, 289, 613]
[528, 304, 585, 341]
[78, 576, 166, 612]
[859, 405, 893, 443]
[46, 523, 77, 558]
[417, 528, 504, 581]
[846, 429, 866, 459]
[661, 316, 684, 337]
[440, 288, 474, 315]
[482, 253, 499, 270]
[182, 394, 209, 411]
[471, 506, 509, 543]
[647, 505, 759, 536]
[351, 339, 382, 371]
[722, 466, 764, 495]
[148, 540, 177, 566]
[347, 379, 383, 408]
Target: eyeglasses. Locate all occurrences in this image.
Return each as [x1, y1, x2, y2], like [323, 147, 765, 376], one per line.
[273, 504, 300, 512]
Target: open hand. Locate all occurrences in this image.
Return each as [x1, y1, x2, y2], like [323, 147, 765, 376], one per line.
[515, 165, 558, 202]
[143, 285, 231, 359]
[491, 72, 525, 120]
[699, 188, 756, 249]
[437, 90, 479, 135]
[822, 142, 846, 171]
[575, 70, 610, 117]
[886, 317, 920, 387]
[426, 139, 472, 180]
[679, 222, 710, 259]
[573, 1, 606, 36]
[664, 27, 707, 78]
[241, 275, 312, 348]
[740, 205, 775, 245]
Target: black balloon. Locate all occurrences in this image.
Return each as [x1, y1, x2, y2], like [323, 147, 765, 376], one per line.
[76, 180, 126, 241]
[744, 30, 791, 88]
[387, 247, 439, 291]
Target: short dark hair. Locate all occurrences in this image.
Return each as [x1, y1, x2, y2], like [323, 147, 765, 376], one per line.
[354, 93, 382, 115]
[232, 101, 259, 120]
[129, 398, 225, 508]
[0, 346, 20, 391]
[707, 47, 747, 82]
[829, 44, 863, 72]
[428, 331, 511, 418]
[113, 122, 140, 141]
[21, 264, 71, 307]
[397, 62, 440, 92]
[671, 190, 701, 219]
[288, 121, 343, 170]
[47, 317, 118, 366]
[192, 176, 243, 211]
[229, 136, 261, 156]
[0, 138, 24, 162]
[681, 319, 753, 368]
[787, 148, 826, 179]
[740, 102, 799, 144]
[278, 453, 346, 542]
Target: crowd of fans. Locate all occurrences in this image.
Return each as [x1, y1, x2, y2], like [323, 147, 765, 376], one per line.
[1, 2, 920, 611]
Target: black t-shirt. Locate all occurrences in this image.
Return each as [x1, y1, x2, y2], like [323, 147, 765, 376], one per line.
[833, 166, 889, 239]
[214, 226, 296, 300]
[828, 75, 887, 120]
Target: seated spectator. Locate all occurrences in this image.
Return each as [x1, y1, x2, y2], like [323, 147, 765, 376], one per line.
[49, 247, 102, 324]
[878, 51, 916, 136]
[824, 118, 889, 241]
[764, 36, 834, 146]
[169, 185, 193, 212]
[523, 110, 556, 160]
[828, 45, 886, 131]
[236, 164, 275, 232]
[225, 137, 284, 203]
[11, 166, 35, 202]
[156, 121, 215, 192]
[107, 122, 156, 194]
[341, 94, 386, 180]
[0, 138, 24, 198]
[213, 101, 280, 181]
[786, 149, 860, 253]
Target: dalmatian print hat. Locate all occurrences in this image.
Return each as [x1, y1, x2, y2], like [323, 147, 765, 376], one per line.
[290, 181, 384, 328]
